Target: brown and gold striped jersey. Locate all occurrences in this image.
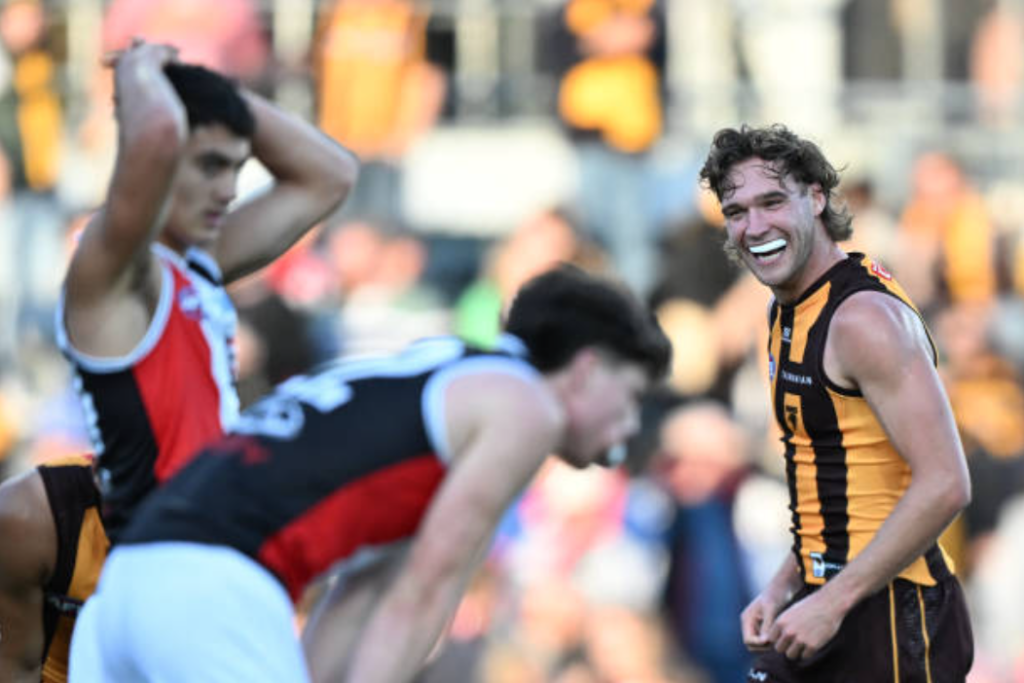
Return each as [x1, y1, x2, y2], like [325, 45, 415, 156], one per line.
[38, 456, 109, 683]
[767, 253, 954, 586]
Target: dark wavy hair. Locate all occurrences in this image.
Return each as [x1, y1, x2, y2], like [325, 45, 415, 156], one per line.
[164, 63, 255, 139]
[700, 124, 852, 241]
[505, 265, 671, 381]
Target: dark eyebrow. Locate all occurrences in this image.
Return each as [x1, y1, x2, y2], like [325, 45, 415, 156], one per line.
[198, 150, 248, 169]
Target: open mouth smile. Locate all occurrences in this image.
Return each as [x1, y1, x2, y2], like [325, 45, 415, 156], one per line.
[748, 238, 787, 260]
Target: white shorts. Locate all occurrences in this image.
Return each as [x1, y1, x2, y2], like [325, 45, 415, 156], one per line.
[69, 542, 310, 682]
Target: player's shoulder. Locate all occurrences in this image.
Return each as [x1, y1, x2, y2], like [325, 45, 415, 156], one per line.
[832, 290, 922, 340]
[0, 469, 50, 525]
[0, 469, 55, 584]
[828, 290, 931, 373]
[449, 363, 564, 438]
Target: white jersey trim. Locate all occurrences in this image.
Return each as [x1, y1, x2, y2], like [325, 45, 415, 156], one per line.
[54, 254, 175, 374]
[422, 355, 544, 465]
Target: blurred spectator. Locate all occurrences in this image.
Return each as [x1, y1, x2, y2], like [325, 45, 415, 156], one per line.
[970, 5, 1024, 128]
[968, 493, 1024, 680]
[651, 401, 754, 683]
[511, 577, 592, 679]
[325, 219, 449, 356]
[733, 0, 846, 134]
[314, 0, 446, 224]
[897, 152, 997, 311]
[454, 207, 602, 348]
[654, 300, 722, 400]
[648, 189, 747, 403]
[0, 0, 64, 364]
[933, 302, 1024, 572]
[231, 277, 321, 408]
[0, 377, 20, 480]
[102, 0, 269, 83]
[553, 0, 666, 297]
[650, 188, 740, 311]
[579, 604, 698, 683]
[840, 177, 898, 266]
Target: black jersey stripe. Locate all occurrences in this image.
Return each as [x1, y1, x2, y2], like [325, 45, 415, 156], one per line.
[78, 370, 159, 542]
[774, 304, 805, 569]
[803, 287, 851, 573]
[38, 463, 100, 664]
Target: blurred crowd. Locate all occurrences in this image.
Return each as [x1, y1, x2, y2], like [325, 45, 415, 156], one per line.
[3, 0, 1024, 681]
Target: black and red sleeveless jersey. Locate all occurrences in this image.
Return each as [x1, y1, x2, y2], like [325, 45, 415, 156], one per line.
[56, 244, 240, 540]
[120, 334, 539, 601]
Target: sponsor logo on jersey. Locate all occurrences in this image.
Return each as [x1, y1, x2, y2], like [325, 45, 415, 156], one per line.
[780, 369, 812, 386]
[810, 551, 845, 579]
[870, 260, 892, 280]
[748, 670, 769, 682]
[45, 593, 84, 616]
[768, 353, 776, 381]
[782, 326, 792, 343]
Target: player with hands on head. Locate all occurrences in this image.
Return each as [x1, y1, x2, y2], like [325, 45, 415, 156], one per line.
[57, 37, 359, 541]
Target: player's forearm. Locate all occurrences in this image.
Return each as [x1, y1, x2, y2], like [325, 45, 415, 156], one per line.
[242, 91, 358, 204]
[114, 60, 187, 154]
[343, 576, 462, 683]
[0, 657, 42, 683]
[818, 472, 968, 613]
[0, 603, 44, 683]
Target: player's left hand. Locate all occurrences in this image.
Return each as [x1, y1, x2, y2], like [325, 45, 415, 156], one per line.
[766, 588, 845, 661]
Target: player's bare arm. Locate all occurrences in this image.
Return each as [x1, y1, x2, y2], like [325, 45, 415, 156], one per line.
[339, 372, 564, 683]
[62, 40, 186, 358]
[767, 291, 971, 660]
[0, 471, 57, 683]
[214, 91, 359, 283]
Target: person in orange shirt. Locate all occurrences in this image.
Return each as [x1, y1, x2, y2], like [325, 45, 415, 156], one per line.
[554, 0, 665, 296]
[896, 152, 997, 310]
[0, 0, 64, 365]
[314, 0, 446, 223]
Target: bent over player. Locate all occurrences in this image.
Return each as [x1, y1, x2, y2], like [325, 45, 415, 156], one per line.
[67, 266, 671, 683]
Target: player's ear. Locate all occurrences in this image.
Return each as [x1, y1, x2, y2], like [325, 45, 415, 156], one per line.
[809, 183, 826, 216]
[565, 347, 600, 392]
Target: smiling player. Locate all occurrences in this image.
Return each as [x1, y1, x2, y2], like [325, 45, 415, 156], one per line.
[701, 124, 973, 682]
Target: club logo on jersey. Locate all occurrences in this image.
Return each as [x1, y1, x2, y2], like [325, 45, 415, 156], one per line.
[178, 286, 203, 321]
[782, 326, 792, 343]
[785, 405, 799, 432]
[870, 260, 892, 281]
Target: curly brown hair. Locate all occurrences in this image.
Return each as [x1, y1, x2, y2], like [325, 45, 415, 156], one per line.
[699, 124, 852, 242]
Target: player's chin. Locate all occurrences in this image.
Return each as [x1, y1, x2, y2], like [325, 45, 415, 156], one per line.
[590, 444, 627, 469]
